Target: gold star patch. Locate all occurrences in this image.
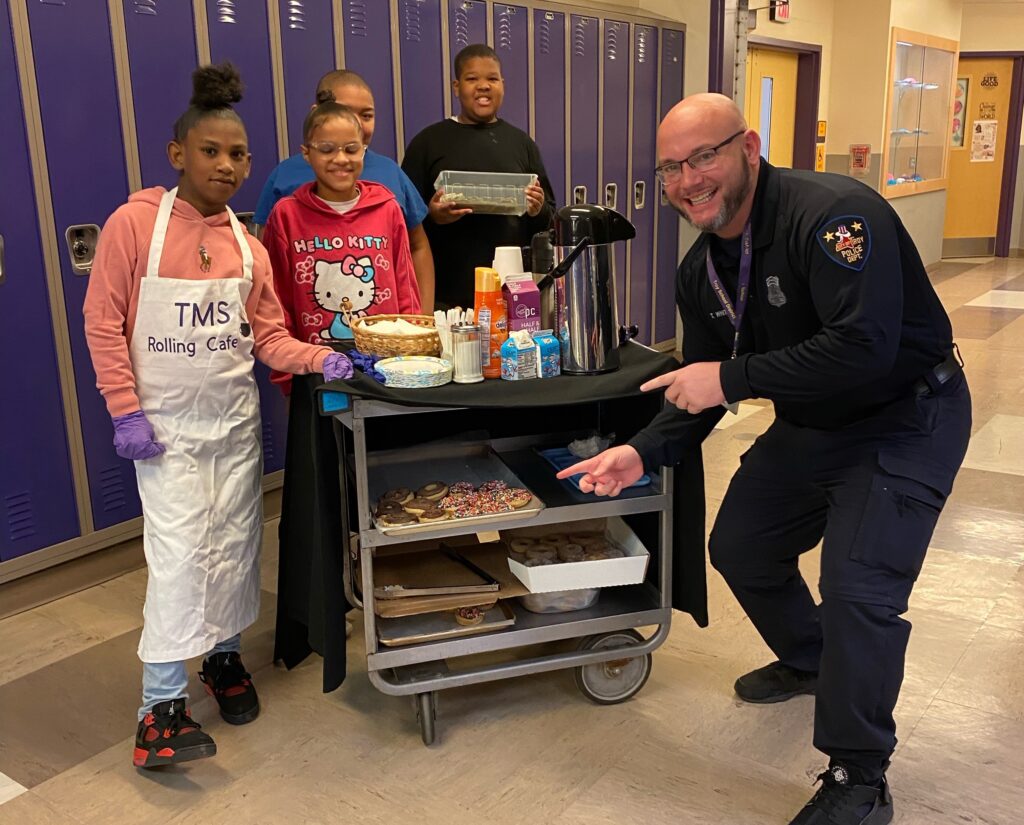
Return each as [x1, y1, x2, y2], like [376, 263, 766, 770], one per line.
[851, 221, 863, 232]
[823, 231, 835, 242]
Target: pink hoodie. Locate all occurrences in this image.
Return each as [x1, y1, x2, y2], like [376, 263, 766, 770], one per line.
[84, 186, 332, 417]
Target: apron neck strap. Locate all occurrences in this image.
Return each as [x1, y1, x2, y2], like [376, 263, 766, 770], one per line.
[145, 186, 254, 281]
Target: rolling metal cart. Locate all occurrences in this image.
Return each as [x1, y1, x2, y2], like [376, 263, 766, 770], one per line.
[328, 394, 675, 746]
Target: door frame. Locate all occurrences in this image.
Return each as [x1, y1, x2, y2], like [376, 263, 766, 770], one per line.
[959, 51, 1024, 258]
[747, 35, 821, 171]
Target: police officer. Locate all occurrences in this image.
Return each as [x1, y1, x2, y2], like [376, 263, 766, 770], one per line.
[560, 93, 972, 825]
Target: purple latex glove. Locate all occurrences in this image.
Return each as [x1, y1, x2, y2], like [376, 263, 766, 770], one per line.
[322, 352, 354, 382]
[111, 410, 166, 460]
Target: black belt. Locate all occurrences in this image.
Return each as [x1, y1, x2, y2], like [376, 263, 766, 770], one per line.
[912, 348, 963, 396]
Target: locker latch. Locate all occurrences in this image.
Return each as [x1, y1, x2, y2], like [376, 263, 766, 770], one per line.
[65, 225, 101, 275]
[604, 182, 617, 210]
[573, 185, 587, 205]
[659, 182, 669, 207]
[634, 181, 646, 209]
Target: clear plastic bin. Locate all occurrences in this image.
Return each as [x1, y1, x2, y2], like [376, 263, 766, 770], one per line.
[433, 170, 538, 216]
[518, 588, 600, 614]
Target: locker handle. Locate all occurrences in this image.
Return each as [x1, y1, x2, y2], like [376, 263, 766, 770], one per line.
[604, 182, 617, 209]
[0, 234, 5, 286]
[65, 224, 101, 276]
[573, 185, 587, 205]
[634, 181, 646, 209]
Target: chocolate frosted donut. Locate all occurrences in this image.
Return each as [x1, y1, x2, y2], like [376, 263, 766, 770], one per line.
[403, 496, 437, 515]
[417, 481, 449, 501]
[417, 507, 449, 523]
[378, 511, 417, 527]
[375, 500, 405, 517]
[381, 487, 413, 504]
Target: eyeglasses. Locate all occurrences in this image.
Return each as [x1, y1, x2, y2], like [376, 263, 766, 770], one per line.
[654, 130, 746, 184]
[305, 141, 366, 159]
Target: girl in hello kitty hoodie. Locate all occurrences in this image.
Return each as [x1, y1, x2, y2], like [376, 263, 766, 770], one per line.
[262, 98, 421, 392]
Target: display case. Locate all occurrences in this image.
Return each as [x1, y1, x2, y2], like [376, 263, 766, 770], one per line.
[882, 28, 959, 199]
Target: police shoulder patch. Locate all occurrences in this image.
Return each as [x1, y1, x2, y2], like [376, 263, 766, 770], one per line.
[816, 215, 871, 272]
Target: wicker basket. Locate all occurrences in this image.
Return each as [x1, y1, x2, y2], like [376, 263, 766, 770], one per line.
[350, 314, 441, 358]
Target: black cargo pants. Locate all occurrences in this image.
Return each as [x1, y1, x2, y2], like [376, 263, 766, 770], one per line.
[708, 372, 971, 776]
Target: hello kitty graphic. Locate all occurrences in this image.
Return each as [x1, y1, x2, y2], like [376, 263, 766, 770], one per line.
[309, 255, 377, 340]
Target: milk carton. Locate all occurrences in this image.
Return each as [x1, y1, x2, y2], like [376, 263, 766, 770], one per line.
[500, 330, 538, 380]
[502, 274, 541, 334]
[532, 330, 561, 378]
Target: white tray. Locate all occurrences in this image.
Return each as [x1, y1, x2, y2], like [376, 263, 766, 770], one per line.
[368, 445, 545, 536]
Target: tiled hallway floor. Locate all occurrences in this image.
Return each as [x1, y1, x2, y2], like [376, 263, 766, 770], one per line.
[1, 257, 1022, 824]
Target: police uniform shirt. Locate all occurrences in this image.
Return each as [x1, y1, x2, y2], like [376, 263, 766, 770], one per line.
[629, 160, 953, 469]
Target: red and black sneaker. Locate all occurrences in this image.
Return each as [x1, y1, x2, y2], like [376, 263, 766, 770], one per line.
[199, 651, 260, 725]
[133, 698, 216, 768]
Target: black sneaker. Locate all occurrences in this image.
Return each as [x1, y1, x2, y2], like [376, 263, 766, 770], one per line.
[734, 661, 818, 704]
[788, 766, 894, 825]
[133, 698, 216, 768]
[199, 651, 260, 725]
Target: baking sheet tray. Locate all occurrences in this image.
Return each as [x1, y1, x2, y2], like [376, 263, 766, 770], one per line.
[376, 601, 515, 646]
[367, 444, 545, 536]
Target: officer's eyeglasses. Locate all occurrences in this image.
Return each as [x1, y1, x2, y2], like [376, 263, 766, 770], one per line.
[305, 141, 366, 159]
[654, 130, 746, 185]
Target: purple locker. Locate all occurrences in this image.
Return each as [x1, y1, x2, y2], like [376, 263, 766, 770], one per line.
[26, 0, 141, 530]
[532, 9, 565, 206]
[628, 25, 659, 346]
[342, 0, 397, 159]
[279, 0, 337, 154]
[0, 0, 79, 559]
[602, 20, 630, 329]
[205, 0, 279, 212]
[398, 0, 444, 146]
[492, 4, 528, 132]
[448, 0, 486, 114]
[569, 15, 598, 208]
[655, 27, 685, 345]
[205, 0, 289, 473]
[122, 0, 198, 189]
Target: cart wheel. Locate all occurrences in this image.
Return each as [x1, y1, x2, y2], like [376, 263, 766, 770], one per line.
[574, 629, 652, 705]
[414, 692, 438, 746]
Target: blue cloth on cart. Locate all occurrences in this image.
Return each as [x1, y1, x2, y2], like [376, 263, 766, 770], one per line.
[538, 447, 651, 492]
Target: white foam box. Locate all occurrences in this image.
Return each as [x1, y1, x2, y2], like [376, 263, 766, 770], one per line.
[506, 517, 650, 594]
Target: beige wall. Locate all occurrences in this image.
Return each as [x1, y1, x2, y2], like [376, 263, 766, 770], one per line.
[961, 2, 1024, 52]
[890, 0, 964, 41]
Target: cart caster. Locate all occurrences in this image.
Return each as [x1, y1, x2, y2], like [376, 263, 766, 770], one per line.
[574, 629, 652, 705]
[414, 692, 438, 746]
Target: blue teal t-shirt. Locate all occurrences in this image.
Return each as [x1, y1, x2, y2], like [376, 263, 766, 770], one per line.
[253, 148, 428, 228]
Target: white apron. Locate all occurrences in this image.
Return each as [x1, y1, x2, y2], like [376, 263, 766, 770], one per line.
[133, 187, 262, 663]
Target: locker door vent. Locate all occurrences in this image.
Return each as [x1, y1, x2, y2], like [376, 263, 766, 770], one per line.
[495, 7, 515, 51]
[262, 418, 275, 464]
[453, 3, 470, 49]
[573, 18, 590, 58]
[215, 0, 238, 25]
[606, 22, 620, 61]
[538, 16, 552, 55]
[636, 26, 651, 64]
[132, 0, 158, 16]
[664, 31, 681, 65]
[287, 0, 307, 30]
[345, 0, 368, 37]
[99, 466, 128, 513]
[5, 492, 37, 543]
[402, 0, 423, 44]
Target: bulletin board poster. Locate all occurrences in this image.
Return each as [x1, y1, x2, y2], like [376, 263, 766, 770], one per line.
[952, 78, 968, 147]
[815, 143, 826, 172]
[849, 144, 871, 176]
[970, 119, 998, 163]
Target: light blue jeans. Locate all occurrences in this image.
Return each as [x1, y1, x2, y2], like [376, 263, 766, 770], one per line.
[138, 634, 241, 720]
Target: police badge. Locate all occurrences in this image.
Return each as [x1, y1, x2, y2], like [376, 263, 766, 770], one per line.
[817, 215, 871, 272]
[765, 275, 787, 307]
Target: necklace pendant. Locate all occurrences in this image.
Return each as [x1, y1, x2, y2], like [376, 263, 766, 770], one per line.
[199, 245, 212, 272]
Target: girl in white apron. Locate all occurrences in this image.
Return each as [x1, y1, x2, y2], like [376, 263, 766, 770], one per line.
[83, 64, 351, 769]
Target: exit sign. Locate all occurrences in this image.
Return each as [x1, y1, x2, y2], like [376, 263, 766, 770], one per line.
[770, 0, 791, 22]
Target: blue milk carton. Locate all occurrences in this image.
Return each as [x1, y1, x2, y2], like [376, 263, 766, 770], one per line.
[500, 330, 538, 380]
[532, 329, 561, 378]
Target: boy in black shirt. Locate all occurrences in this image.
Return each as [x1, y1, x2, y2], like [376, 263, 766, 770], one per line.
[401, 44, 557, 308]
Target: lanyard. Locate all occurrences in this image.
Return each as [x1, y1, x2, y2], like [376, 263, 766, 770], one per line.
[705, 222, 752, 359]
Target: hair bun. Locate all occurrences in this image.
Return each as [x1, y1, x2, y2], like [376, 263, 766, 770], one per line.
[314, 88, 336, 105]
[190, 62, 244, 110]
